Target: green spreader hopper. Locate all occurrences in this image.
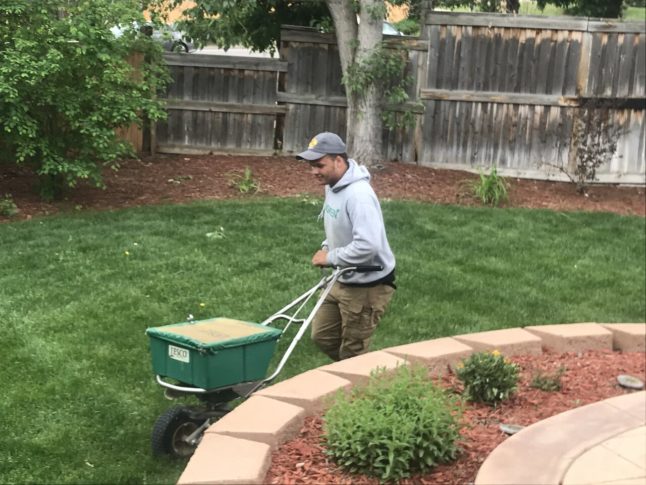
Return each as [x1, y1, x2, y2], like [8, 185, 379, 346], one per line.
[146, 317, 282, 390]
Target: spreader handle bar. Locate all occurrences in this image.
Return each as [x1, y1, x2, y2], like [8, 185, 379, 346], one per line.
[260, 265, 383, 327]
[344, 265, 383, 273]
[247, 266, 369, 396]
[263, 314, 306, 325]
[260, 282, 323, 326]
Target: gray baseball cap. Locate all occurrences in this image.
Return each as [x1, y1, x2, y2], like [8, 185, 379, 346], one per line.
[296, 132, 346, 161]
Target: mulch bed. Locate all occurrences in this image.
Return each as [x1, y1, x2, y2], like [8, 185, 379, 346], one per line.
[1, 155, 644, 223]
[265, 349, 645, 484]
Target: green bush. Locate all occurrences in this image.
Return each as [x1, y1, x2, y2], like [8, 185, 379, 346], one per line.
[456, 350, 519, 405]
[0, 0, 169, 199]
[394, 18, 421, 36]
[0, 194, 19, 217]
[227, 167, 259, 194]
[323, 365, 462, 482]
[471, 166, 509, 207]
[530, 366, 566, 392]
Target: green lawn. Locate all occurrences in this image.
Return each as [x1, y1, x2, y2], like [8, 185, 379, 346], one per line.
[1, 198, 644, 483]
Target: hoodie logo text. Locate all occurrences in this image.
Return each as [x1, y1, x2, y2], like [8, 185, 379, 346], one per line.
[323, 203, 340, 219]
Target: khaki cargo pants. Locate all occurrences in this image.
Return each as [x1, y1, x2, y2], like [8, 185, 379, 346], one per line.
[311, 282, 395, 361]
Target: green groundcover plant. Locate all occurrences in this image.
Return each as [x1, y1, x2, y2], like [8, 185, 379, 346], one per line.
[323, 365, 463, 482]
[456, 350, 520, 405]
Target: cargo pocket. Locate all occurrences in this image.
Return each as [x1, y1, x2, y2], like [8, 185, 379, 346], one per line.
[340, 298, 377, 359]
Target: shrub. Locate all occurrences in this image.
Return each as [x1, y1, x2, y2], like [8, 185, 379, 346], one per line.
[227, 167, 259, 194]
[541, 109, 621, 195]
[0, 0, 169, 199]
[0, 194, 19, 217]
[471, 167, 509, 207]
[323, 365, 462, 482]
[394, 18, 420, 36]
[456, 350, 519, 405]
[530, 366, 566, 392]
[570, 109, 621, 195]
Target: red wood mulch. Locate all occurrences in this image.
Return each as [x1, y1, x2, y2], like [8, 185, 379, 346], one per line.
[1, 154, 644, 223]
[265, 349, 645, 484]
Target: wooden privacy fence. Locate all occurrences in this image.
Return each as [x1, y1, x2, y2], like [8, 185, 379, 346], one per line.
[154, 14, 645, 184]
[156, 53, 287, 154]
[419, 12, 645, 184]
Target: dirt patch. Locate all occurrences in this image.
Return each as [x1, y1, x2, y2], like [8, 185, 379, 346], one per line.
[265, 349, 645, 485]
[1, 154, 644, 222]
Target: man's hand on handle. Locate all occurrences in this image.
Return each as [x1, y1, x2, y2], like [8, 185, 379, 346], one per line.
[312, 249, 329, 267]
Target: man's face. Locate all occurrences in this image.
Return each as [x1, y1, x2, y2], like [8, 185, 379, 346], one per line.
[309, 155, 344, 186]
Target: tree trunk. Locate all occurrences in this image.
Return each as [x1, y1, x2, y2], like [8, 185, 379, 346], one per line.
[326, 0, 385, 167]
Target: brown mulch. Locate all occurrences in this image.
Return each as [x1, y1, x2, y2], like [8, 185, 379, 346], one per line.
[1, 153, 645, 222]
[265, 349, 646, 485]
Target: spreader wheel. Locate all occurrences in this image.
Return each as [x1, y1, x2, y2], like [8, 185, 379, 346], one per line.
[151, 406, 204, 457]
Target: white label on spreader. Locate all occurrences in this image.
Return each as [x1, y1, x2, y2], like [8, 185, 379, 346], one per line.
[168, 345, 190, 363]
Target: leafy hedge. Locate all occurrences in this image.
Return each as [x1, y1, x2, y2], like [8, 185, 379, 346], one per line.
[0, 0, 169, 199]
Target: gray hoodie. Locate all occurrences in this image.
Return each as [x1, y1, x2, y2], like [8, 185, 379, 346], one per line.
[321, 159, 396, 284]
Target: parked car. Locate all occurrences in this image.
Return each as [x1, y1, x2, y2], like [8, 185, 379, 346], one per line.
[110, 23, 194, 53]
[383, 21, 405, 36]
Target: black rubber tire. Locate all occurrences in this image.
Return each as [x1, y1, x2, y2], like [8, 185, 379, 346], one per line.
[151, 406, 203, 458]
[171, 41, 189, 53]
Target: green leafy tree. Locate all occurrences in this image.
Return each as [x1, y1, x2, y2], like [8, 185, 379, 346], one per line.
[408, 0, 520, 15]
[152, 0, 331, 55]
[154, 0, 416, 167]
[0, 0, 169, 199]
[536, 0, 624, 17]
[413, 0, 624, 16]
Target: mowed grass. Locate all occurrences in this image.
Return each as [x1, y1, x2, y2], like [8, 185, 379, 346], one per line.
[1, 198, 644, 483]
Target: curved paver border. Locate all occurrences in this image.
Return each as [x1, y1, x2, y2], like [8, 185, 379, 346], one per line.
[177, 322, 646, 485]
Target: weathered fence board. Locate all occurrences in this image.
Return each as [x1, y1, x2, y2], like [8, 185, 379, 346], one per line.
[156, 53, 287, 154]
[420, 13, 645, 183]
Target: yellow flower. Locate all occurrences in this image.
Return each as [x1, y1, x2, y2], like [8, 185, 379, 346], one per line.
[199, 303, 206, 308]
[491, 349, 501, 357]
[124, 250, 130, 256]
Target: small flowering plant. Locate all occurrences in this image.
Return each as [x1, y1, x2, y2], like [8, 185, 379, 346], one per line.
[456, 350, 520, 405]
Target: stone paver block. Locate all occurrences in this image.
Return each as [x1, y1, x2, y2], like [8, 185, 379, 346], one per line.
[207, 395, 304, 449]
[177, 433, 271, 485]
[384, 337, 474, 375]
[454, 327, 543, 356]
[600, 323, 646, 352]
[525, 323, 613, 352]
[255, 369, 352, 414]
[318, 350, 407, 385]
[475, 393, 645, 485]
